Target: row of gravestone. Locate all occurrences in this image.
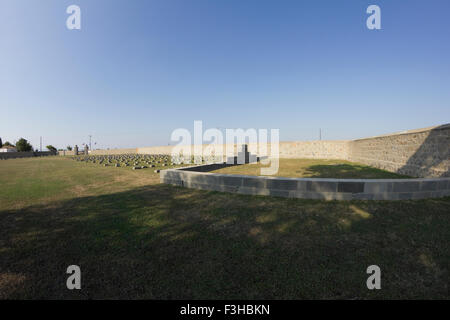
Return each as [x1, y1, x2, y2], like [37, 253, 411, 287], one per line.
[70, 145, 257, 173]
[71, 153, 218, 173]
[72, 154, 173, 172]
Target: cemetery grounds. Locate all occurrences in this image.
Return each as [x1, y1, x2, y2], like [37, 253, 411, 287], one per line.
[0, 156, 449, 299]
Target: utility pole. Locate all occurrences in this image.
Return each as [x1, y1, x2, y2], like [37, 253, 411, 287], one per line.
[40, 136, 42, 152]
[89, 135, 92, 151]
[319, 129, 322, 141]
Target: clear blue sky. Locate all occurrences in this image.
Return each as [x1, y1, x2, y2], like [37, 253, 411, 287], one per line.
[1, 0, 449, 150]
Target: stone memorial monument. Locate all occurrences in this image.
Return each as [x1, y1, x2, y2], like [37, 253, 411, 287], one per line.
[227, 144, 258, 165]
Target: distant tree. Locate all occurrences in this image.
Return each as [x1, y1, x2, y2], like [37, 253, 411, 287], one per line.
[3, 141, 14, 147]
[0, 137, 2, 148]
[67, 145, 73, 151]
[16, 138, 33, 152]
[46, 145, 57, 153]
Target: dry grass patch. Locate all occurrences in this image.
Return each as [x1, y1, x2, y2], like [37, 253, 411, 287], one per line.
[212, 158, 411, 179]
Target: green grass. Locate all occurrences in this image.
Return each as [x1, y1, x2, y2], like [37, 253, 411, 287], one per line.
[0, 157, 449, 299]
[212, 158, 411, 178]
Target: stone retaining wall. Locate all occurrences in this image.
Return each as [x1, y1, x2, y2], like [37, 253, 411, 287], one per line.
[161, 166, 450, 200]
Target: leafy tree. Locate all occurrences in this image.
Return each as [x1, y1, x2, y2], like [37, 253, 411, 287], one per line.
[67, 145, 73, 151]
[46, 145, 57, 153]
[16, 138, 33, 152]
[0, 137, 2, 148]
[3, 141, 13, 147]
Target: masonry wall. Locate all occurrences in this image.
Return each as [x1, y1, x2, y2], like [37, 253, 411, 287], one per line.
[0, 151, 55, 160]
[138, 141, 349, 160]
[349, 124, 450, 178]
[89, 148, 137, 155]
[138, 144, 248, 156]
[58, 148, 138, 156]
[59, 150, 76, 156]
[138, 145, 174, 155]
[278, 141, 349, 159]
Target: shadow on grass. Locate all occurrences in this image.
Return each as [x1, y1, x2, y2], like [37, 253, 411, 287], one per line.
[0, 184, 449, 299]
[302, 164, 410, 179]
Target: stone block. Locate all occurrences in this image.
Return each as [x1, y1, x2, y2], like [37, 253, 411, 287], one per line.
[306, 181, 337, 192]
[351, 193, 374, 200]
[337, 182, 364, 193]
[398, 192, 413, 200]
[242, 177, 266, 188]
[364, 182, 392, 193]
[221, 175, 243, 187]
[269, 189, 290, 198]
[392, 181, 421, 193]
[420, 181, 438, 191]
[411, 192, 432, 199]
[296, 180, 308, 192]
[238, 187, 270, 196]
[266, 179, 299, 191]
[437, 179, 449, 190]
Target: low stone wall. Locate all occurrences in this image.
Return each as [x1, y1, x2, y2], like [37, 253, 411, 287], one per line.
[58, 150, 76, 156]
[0, 151, 54, 160]
[161, 166, 450, 200]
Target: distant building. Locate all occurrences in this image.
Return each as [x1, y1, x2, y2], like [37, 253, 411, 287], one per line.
[0, 146, 17, 152]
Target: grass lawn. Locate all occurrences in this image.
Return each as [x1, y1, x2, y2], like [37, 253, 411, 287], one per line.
[212, 158, 411, 179]
[0, 157, 449, 299]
